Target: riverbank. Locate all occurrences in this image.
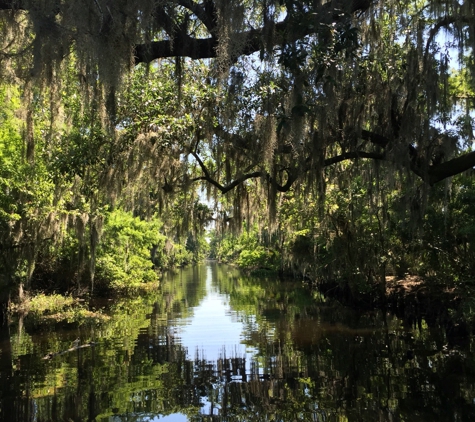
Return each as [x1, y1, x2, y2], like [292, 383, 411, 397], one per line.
[8, 262, 475, 344]
[316, 274, 475, 343]
[386, 275, 474, 341]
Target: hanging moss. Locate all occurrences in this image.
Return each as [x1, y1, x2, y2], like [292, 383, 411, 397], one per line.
[0, 0, 474, 299]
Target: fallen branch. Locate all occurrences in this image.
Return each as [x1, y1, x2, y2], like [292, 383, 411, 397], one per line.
[42, 342, 97, 360]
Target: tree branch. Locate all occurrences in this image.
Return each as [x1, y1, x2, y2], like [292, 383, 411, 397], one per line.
[134, 0, 373, 63]
[192, 122, 475, 195]
[190, 150, 263, 194]
[176, 0, 217, 35]
[192, 145, 475, 196]
[429, 151, 475, 185]
[0, 0, 371, 63]
[424, 15, 473, 63]
[135, 37, 217, 62]
[191, 149, 300, 194]
[360, 129, 390, 148]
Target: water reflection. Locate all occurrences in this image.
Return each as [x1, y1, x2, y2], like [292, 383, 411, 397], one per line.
[171, 265, 258, 364]
[1, 263, 475, 421]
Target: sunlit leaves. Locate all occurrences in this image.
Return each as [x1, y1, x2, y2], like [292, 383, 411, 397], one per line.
[95, 210, 165, 291]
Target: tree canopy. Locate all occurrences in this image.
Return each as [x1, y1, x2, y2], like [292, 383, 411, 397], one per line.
[0, 1, 473, 189]
[1, 0, 475, 297]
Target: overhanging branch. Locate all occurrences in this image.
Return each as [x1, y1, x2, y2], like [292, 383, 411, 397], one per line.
[0, 0, 372, 63]
[429, 151, 475, 185]
[176, 0, 217, 35]
[191, 150, 300, 194]
[134, 0, 372, 63]
[424, 15, 473, 63]
[190, 124, 475, 195]
[190, 150, 262, 194]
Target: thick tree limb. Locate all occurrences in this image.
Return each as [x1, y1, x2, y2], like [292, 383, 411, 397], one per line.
[360, 130, 389, 148]
[135, 37, 217, 62]
[0, 1, 374, 65]
[429, 151, 475, 185]
[134, 0, 372, 63]
[356, 131, 475, 184]
[190, 150, 261, 193]
[192, 172, 263, 194]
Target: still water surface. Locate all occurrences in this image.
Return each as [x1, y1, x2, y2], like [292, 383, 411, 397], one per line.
[2, 263, 475, 421]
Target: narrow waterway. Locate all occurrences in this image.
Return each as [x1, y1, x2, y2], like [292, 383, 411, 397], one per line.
[1, 263, 475, 421]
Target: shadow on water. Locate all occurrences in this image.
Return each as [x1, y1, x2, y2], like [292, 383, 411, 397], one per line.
[1, 262, 475, 421]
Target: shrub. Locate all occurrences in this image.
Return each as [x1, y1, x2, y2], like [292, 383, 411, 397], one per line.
[95, 210, 165, 292]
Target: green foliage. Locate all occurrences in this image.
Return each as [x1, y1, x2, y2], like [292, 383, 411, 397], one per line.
[208, 230, 239, 262]
[166, 243, 194, 268]
[0, 86, 24, 222]
[185, 231, 210, 262]
[236, 246, 279, 272]
[0, 0, 474, 317]
[210, 226, 281, 273]
[17, 293, 76, 315]
[419, 174, 475, 283]
[0, 86, 55, 225]
[0, 84, 72, 291]
[95, 210, 165, 292]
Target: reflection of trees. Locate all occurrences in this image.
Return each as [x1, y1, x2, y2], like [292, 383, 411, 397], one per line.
[160, 264, 210, 314]
[0, 265, 211, 421]
[208, 268, 475, 421]
[2, 264, 475, 421]
[181, 341, 475, 422]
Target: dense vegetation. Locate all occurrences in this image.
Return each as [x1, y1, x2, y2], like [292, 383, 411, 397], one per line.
[0, 0, 474, 322]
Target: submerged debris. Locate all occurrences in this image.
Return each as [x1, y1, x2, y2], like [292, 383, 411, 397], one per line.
[42, 342, 97, 360]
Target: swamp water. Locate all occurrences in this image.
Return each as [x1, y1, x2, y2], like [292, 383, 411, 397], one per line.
[1, 263, 475, 421]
